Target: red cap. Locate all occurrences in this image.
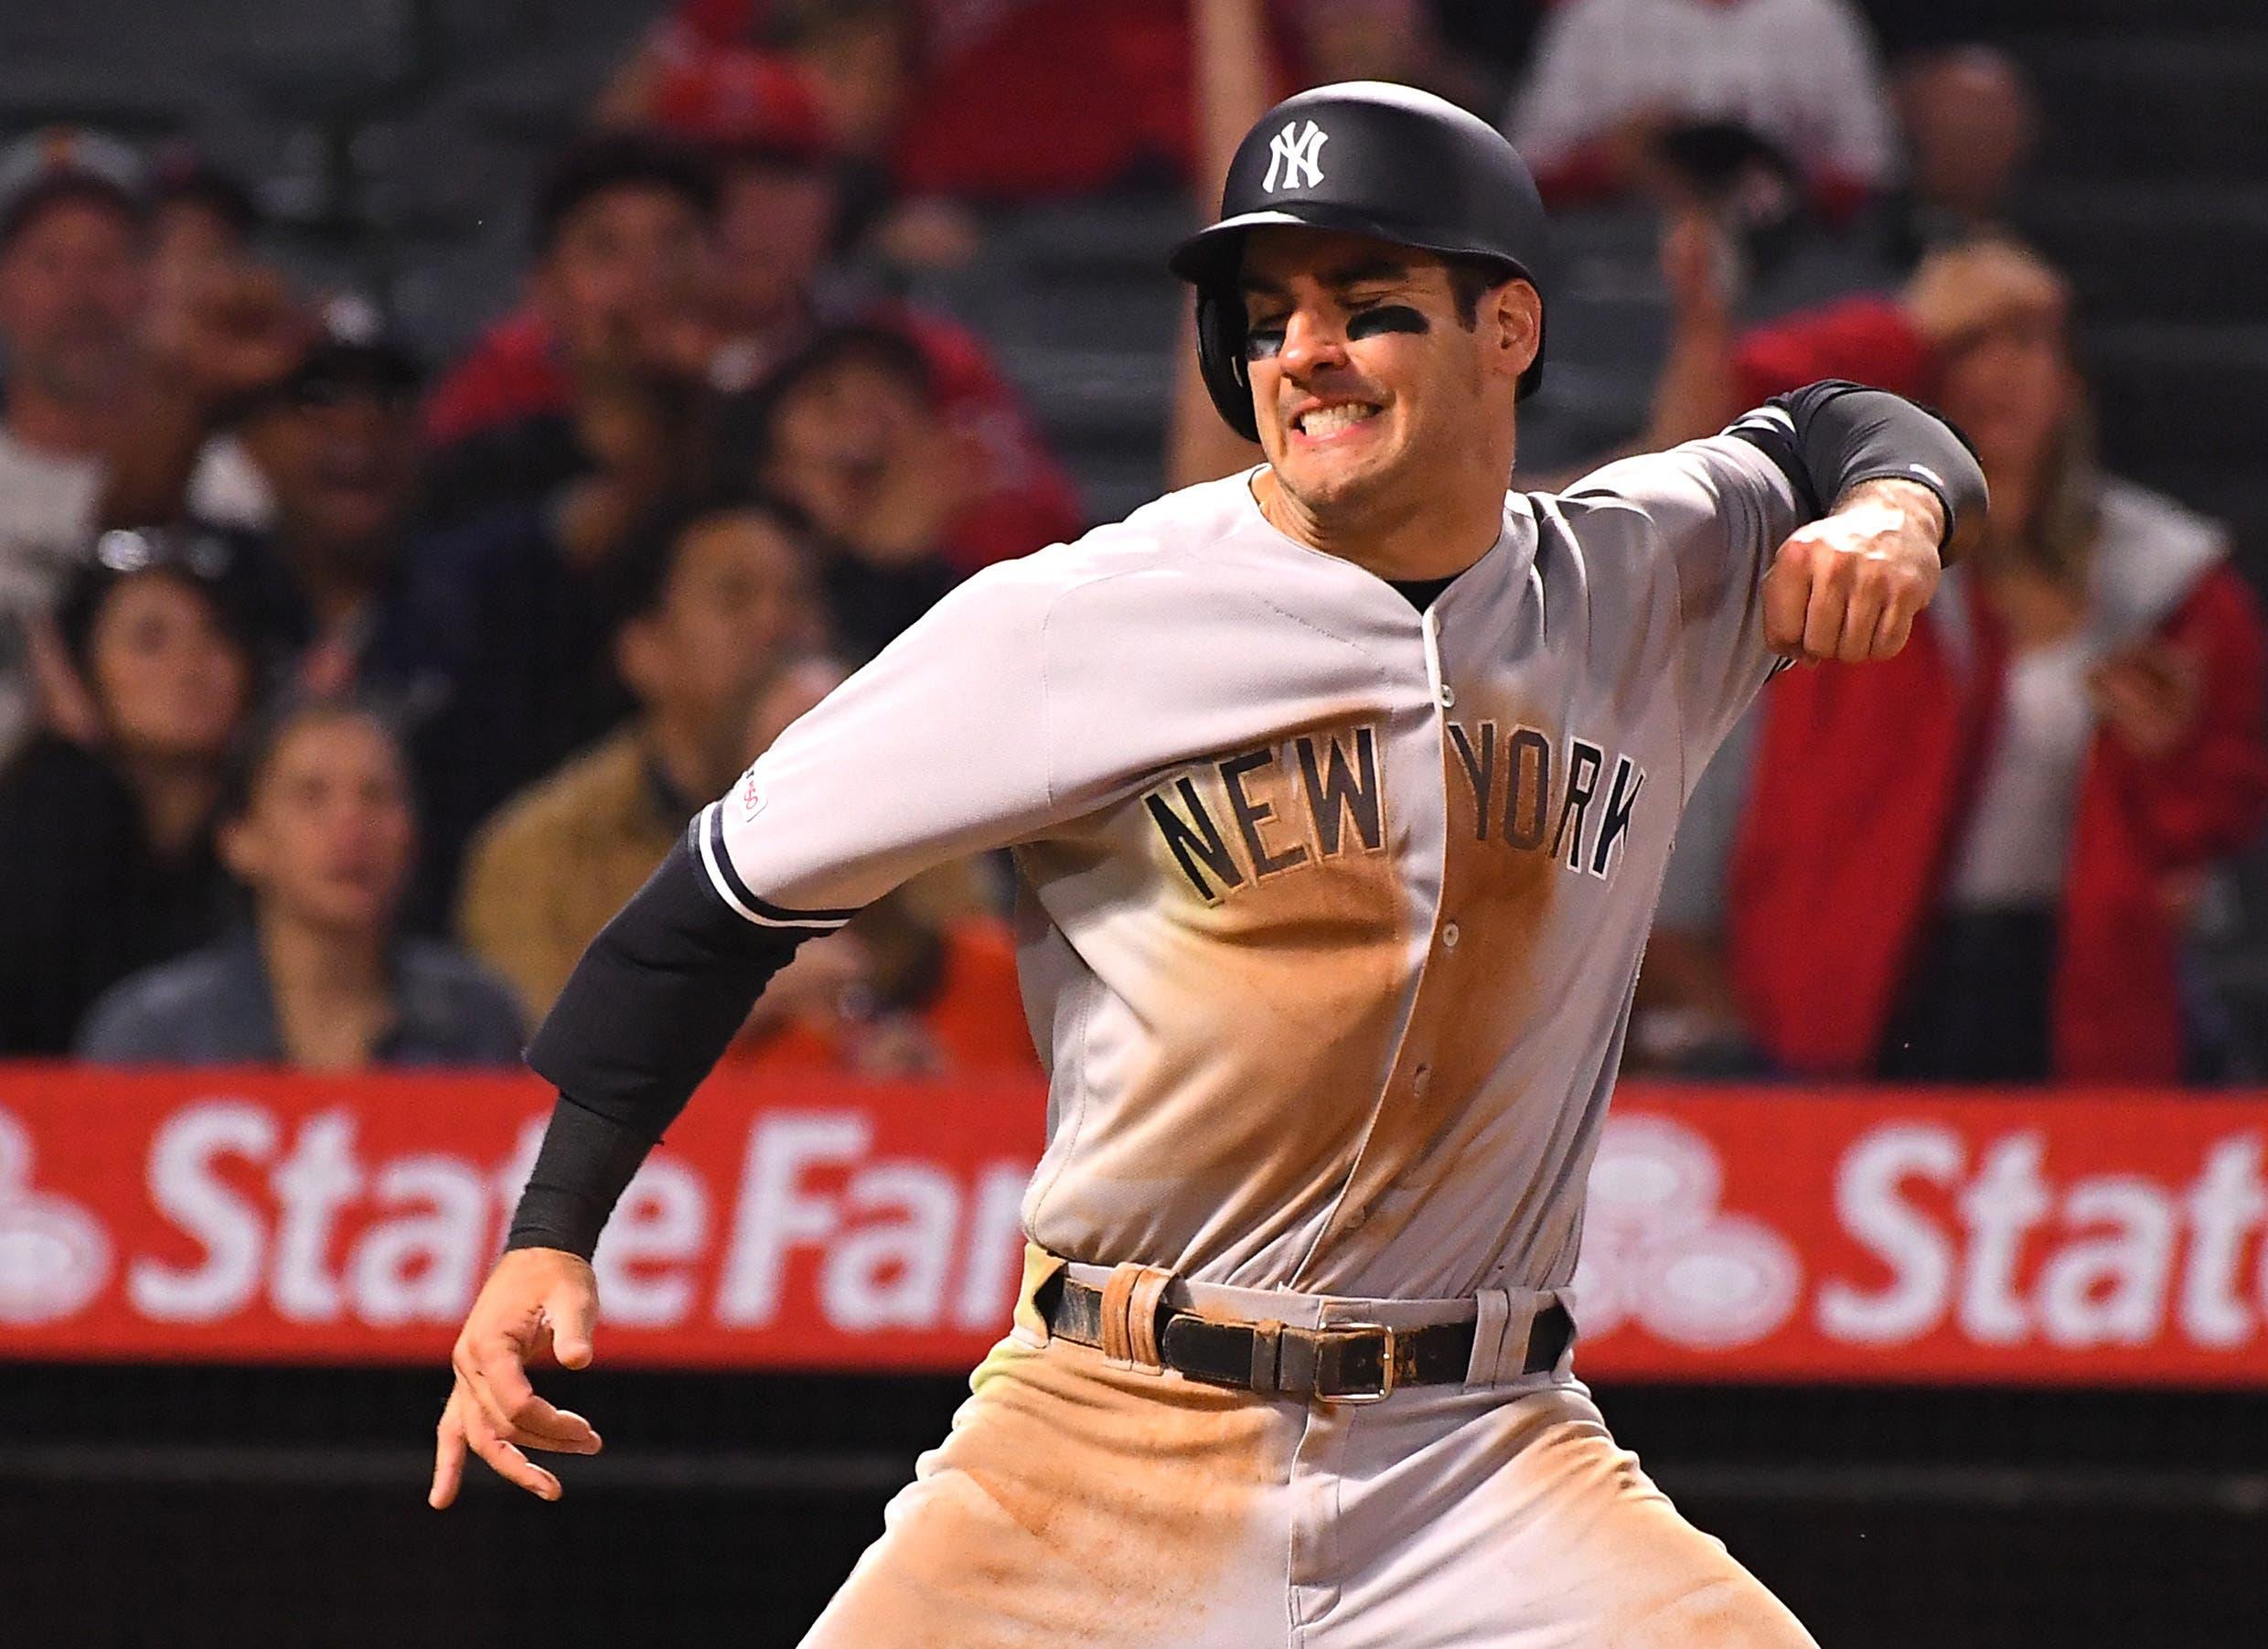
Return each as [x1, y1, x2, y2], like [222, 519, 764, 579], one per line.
[648, 49, 833, 166]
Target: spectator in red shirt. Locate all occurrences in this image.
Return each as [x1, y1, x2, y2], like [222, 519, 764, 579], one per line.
[721, 888, 1035, 1077]
[1679, 241, 2268, 1083]
[425, 112, 1082, 572]
[641, 34, 1087, 570]
[631, 0, 1209, 200]
[421, 132, 725, 542]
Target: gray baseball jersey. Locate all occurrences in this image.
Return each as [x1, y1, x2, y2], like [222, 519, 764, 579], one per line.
[699, 437, 1802, 1300]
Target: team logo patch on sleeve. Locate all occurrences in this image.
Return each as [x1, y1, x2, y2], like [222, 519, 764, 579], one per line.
[738, 764, 766, 822]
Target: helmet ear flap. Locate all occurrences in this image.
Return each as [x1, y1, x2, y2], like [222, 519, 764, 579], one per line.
[1195, 287, 1260, 443]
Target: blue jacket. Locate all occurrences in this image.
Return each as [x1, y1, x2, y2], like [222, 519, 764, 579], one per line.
[76, 929, 527, 1068]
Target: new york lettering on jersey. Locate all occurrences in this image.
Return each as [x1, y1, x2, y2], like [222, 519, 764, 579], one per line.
[705, 448, 1798, 1297]
[1142, 720, 1647, 902]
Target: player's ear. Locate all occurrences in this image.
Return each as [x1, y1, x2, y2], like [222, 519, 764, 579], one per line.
[1490, 281, 1542, 383]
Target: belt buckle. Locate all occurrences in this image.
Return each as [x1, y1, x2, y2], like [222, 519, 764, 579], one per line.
[1315, 1322, 1396, 1404]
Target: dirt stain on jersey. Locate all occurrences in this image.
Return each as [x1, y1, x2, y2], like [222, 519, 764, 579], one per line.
[1099, 733, 1419, 1268]
[802, 1341, 1296, 1647]
[1310, 711, 1560, 1268]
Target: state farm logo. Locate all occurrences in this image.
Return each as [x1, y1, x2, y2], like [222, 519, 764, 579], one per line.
[115, 1101, 1024, 1335]
[0, 1108, 112, 1324]
[1574, 1113, 1802, 1349]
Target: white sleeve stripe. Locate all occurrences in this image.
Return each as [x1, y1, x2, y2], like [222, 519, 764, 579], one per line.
[694, 803, 854, 932]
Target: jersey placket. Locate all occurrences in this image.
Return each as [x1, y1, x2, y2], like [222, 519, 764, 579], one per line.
[1304, 598, 1477, 1265]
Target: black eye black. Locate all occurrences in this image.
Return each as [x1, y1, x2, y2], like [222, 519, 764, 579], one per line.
[1345, 304, 1430, 340]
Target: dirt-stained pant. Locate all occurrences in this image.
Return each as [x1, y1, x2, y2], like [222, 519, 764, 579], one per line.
[799, 1265, 1819, 1649]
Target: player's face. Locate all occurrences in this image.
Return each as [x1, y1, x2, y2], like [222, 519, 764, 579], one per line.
[1237, 228, 1532, 514]
[226, 712, 415, 937]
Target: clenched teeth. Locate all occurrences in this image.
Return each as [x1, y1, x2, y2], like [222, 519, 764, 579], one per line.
[1295, 402, 1380, 436]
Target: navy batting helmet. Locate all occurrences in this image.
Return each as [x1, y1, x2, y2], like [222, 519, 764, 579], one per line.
[1169, 81, 1550, 440]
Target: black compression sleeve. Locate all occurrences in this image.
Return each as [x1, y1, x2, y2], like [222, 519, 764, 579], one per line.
[504, 830, 818, 1256]
[506, 1096, 655, 1257]
[1724, 380, 1988, 562]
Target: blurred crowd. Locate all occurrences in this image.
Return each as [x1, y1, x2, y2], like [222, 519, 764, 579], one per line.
[1, 0, 2263, 1086]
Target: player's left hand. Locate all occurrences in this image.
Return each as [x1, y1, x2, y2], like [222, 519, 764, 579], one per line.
[1762, 478, 1945, 665]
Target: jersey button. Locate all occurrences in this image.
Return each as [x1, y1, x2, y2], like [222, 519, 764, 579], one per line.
[1437, 682, 1456, 709]
[1441, 923, 1461, 950]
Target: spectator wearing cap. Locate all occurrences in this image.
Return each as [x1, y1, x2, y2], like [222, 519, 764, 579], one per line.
[227, 307, 621, 916]
[683, 83, 1087, 573]
[0, 128, 304, 761]
[0, 529, 256, 1054]
[425, 119, 1083, 573]
[455, 493, 823, 1016]
[732, 325, 971, 658]
[1503, 0, 1899, 219]
[0, 130, 155, 758]
[77, 696, 525, 1070]
[230, 308, 438, 691]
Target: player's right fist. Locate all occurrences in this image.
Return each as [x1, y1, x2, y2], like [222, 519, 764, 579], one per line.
[1761, 478, 1945, 666]
[428, 1247, 604, 1509]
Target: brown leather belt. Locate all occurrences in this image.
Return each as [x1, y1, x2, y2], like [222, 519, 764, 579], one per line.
[1041, 1273, 1573, 1403]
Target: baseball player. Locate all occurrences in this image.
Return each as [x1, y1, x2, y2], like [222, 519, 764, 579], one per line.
[431, 82, 1984, 1646]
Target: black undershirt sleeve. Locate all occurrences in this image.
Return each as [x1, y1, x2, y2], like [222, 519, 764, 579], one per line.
[504, 831, 821, 1258]
[1723, 379, 1987, 562]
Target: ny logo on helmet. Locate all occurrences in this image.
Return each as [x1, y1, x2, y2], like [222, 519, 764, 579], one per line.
[1263, 120, 1329, 192]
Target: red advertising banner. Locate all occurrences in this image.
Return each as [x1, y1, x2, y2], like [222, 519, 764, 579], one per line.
[3, 1065, 2267, 1386]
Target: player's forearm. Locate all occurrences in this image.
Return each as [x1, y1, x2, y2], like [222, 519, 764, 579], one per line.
[504, 833, 808, 1258]
[506, 1095, 658, 1258]
[1726, 379, 1987, 562]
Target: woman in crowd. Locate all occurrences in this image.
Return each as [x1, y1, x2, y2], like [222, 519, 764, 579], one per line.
[78, 695, 526, 1069]
[0, 529, 254, 1054]
[1709, 241, 2268, 1082]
